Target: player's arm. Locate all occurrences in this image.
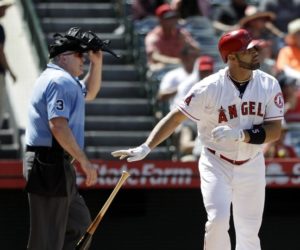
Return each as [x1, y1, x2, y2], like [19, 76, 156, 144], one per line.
[243, 120, 282, 144]
[146, 108, 188, 149]
[111, 108, 188, 161]
[84, 50, 103, 101]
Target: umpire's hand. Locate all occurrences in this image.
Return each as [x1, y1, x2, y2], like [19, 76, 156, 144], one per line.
[79, 159, 98, 186]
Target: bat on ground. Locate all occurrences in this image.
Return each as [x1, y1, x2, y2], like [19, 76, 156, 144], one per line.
[75, 171, 130, 250]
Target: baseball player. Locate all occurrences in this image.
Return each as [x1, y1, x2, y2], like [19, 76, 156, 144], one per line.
[23, 28, 101, 249]
[112, 29, 284, 250]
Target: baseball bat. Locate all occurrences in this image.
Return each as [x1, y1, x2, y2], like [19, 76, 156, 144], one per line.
[75, 171, 130, 250]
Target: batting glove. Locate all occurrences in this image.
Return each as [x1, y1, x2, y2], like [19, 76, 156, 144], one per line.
[111, 144, 151, 162]
[211, 125, 245, 142]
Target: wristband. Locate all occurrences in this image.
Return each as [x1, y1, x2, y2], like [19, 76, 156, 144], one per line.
[246, 127, 266, 144]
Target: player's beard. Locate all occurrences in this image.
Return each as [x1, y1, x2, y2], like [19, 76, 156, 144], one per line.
[236, 56, 260, 70]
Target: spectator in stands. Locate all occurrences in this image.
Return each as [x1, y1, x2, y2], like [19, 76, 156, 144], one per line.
[0, 0, 16, 130]
[239, 6, 276, 38]
[276, 18, 300, 79]
[277, 72, 300, 123]
[264, 120, 298, 158]
[211, 0, 248, 33]
[132, 0, 164, 20]
[198, 55, 215, 78]
[239, 5, 284, 58]
[156, 45, 199, 114]
[175, 121, 198, 161]
[114, 0, 164, 34]
[259, 0, 300, 33]
[145, 3, 200, 73]
[171, 55, 214, 111]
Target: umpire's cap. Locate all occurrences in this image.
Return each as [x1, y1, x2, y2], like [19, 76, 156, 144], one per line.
[49, 27, 88, 58]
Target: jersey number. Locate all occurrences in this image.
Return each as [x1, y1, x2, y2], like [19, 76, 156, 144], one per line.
[55, 100, 64, 111]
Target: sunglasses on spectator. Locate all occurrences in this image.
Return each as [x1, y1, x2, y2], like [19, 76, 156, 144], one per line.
[61, 51, 84, 58]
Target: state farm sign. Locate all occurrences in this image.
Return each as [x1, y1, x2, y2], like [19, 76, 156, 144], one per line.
[76, 161, 199, 188]
[266, 161, 300, 187]
[0, 159, 300, 189]
[75, 159, 300, 189]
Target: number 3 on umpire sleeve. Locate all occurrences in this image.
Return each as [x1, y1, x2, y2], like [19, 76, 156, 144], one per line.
[55, 99, 64, 111]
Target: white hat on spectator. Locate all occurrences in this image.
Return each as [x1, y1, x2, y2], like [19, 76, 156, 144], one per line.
[285, 18, 300, 45]
[239, 5, 275, 28]
[288, 18, 300, 35]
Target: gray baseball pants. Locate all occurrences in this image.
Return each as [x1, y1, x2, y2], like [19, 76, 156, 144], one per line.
[24, 152, 92, 250]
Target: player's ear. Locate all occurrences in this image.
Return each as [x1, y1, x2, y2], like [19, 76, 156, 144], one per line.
[227, 54, 236, 62]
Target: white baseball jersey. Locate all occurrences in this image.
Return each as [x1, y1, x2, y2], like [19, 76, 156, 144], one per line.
[177, 67, 284, 161]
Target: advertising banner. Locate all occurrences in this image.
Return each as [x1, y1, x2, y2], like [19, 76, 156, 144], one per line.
[0, 159, 300, 189]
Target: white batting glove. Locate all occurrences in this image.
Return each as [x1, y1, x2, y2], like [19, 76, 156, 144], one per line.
[211, 125, 245, 142]
[111, 144, 151, 162]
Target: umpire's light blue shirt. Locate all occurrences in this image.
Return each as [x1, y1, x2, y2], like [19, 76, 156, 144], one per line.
[25, 63, 87, 149]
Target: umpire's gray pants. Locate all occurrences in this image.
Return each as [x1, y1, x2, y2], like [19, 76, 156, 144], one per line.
[25, 153, 92, 250]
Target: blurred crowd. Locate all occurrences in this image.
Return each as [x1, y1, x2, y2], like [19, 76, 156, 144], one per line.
[125, 0, 300, 161]
[1, 0, 299, 160]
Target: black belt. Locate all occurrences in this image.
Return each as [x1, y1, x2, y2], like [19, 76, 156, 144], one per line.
[26, 145, 75, 164]
[26, 145, 59, 152]
[206, 148, 250, 166]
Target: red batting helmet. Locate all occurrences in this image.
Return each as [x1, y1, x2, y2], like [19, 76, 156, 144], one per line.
[218, 29, 260, 62]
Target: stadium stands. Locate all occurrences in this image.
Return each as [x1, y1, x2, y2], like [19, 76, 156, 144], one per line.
[4, 0, 298, 160]
[0, 112, 20, 159]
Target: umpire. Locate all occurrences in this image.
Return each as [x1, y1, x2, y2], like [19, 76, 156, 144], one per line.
[23, 27, 102, 250]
